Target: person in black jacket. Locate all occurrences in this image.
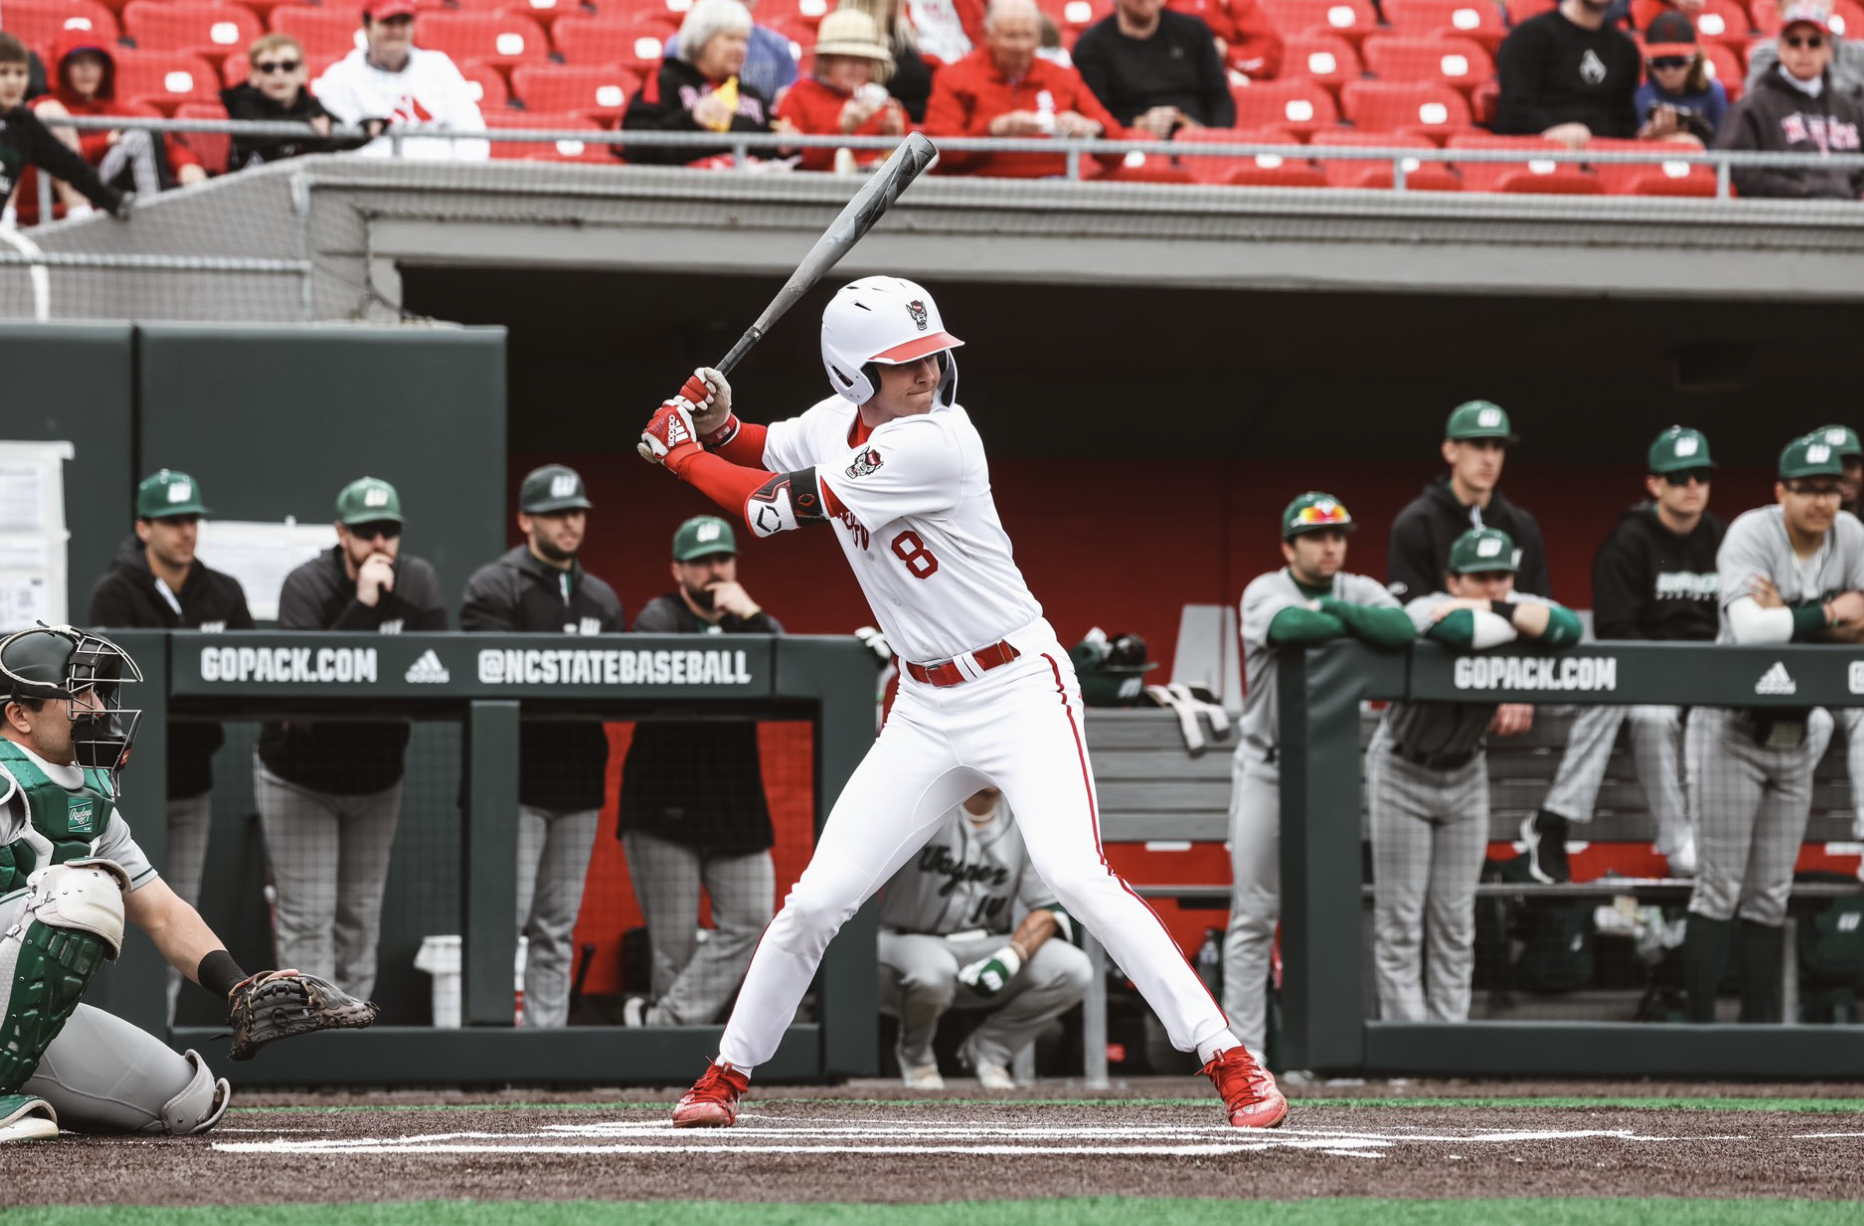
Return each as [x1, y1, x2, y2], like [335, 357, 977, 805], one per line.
[619, 515, 781, 1027]
[0, 33, 128, 225]
[1521, 428, 1725, 885]
[458, 464, 625, 1028]
[1072, 0, 1236, 136]
[1714, 2, 1864, 200]
[255, 476, 447, 1001]
[620, 0, 784, 165]
[222, 35, 348, 173]
[87, 469, 254, 1017]
[1493, 0, 1642, 146]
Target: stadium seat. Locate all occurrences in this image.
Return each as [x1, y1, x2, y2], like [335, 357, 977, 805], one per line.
[1228, 77, 1340, 133]
[1586, 136, 1716, 196]
[442, 0, 578, 26]
[481, 107, 612, 160]
[1361, 34, 1495, 94]
[113, 48, 222, 112]
[552, 14, 668, 71]
[1097, 157, 1199, 183]
[1310, 127, 1462, 188]
[174, 99, 229, 173]
[460, 56, 513, 109]
[1449, 132, 1601, 193]
[414, 11, 550, 70]
[511, 61, 636, 123]
[584, 0, 694, 22]
[1752, 0, 1859, 35]
[1701, 41, 1744, 102]
[1169, 126, 1301, 182]
[1258, 0, 1379, 44]
[1381, 0, 1509, 49]
[123, 1, 265, 65]
[268, 5, 366, 61]
[1674, 0, 1756, 44]
[2, 0, 121, 54]
[1036, 0, 1114, 42]
[1216, 132, 1327, 186]
[1281, 32, 1362, 95]
[1341, 79, 1471, 136]
[757, 0, 833, 32]
[1503, 0, 1557, 24]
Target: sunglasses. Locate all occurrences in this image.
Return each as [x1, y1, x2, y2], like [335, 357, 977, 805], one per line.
[1293, 502, 1351, 526]
[253, 59, 303, 74]
[1784, 34, 1826, 48]
[1787, 483, 1843, 497]
[1647, 56, 1691, 70]
[1661, 469, 1713, 486]
[348, 520, 402, 540]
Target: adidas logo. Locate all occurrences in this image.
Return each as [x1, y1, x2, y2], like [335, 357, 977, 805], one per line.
[405, 650, 451, 684]
[1754, 662, 1797, 696]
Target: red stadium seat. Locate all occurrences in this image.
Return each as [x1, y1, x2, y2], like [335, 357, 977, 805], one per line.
[1281, 32, 1362, 93]
[1700, 41, 1744, 102]
[481, 107, 611, 160]
[552, 13, 668, 71]
[268, 5, 365, 61]
[1361, 34, 1494, 93]
[757, 0, 834, 32]
[1258, 0, 1379, 44]
[113, 48, 222, 112]
[1752, 0, 1860, 33]
[1215, 131, 1327, 186]
[1341, 79, 1471, 135]
[1036, 0, 1115, 41]
[1449, 131, 1600, 192]
[511, 61, 638, 123]
[1228, 77, 1340, 133]
[413, 11, 549, 69]
[173, 99, 229, 173]
[1381, 0, 1509, 49]
[442, 0, 577, 25]
[123, 1, 265, 64]
[1096, 158, 1199, 183]
[1170, 126, 1307, 183]
[1310, 126, 1462, 187]
[2, 0, 121, 54]
[1672, 0, 1756, 43]
[460, 56, 512, 108]
[1586, 136, 1716, 195]
[1503, 0, 1556, 24]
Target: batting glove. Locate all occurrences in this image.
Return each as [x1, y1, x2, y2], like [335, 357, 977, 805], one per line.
[854, 626, 892, 667]
[958, 945, 1023, 998]
[681, 367, 739, 444]
[638, 399, 702, 475]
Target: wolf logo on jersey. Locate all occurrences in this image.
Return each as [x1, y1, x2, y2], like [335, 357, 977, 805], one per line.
[846, 449, 884, 479]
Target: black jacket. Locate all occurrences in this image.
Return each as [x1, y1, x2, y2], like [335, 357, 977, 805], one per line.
[258, 546, 448, 794]
[617, 594, 782, 854]
[220, 83, 354, 173]
[1591, 504, 1726, 641]
[1494, 9, 1641, 139]
[620, 57, 776, 165]
[87, 534, 254, 798]
[1715, 67, 1864, 200]
[890, 42, 933, 124]
[459, 545, 627, 810]
[1387, 476, 1552, 601]
[0, 103, 122, 214]
[1073, 9, 1236, 129]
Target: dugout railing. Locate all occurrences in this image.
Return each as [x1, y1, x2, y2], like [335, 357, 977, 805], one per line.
[92, 629, 874, 1087]
[1279, 638, 1864, 1080]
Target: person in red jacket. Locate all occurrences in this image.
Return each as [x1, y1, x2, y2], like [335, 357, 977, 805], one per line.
[29, 31, 205, 203]
[924, 0, 1125, 177]
[1166, 0, 1285, 79]
[775, 8, 909, 170]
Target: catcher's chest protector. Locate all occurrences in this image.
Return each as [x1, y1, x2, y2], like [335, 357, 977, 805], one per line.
[0, 743, 114, 893]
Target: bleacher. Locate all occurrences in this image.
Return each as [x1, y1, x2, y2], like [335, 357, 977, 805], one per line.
[1, 0, 1839, 189]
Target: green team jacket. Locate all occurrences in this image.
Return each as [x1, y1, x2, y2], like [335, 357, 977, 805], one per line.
[0, 740, 116, 895]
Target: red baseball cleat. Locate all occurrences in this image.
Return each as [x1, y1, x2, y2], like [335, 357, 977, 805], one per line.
[672, 1060, 750, 1128]
[1201, 1047, 1288, 1129]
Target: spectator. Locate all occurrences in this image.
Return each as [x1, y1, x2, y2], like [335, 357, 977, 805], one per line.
[0, 33, 127, 226]
[618, 516, 782, 1027]
[313, 0, 490, 161]
[775, 9, 909, 170]
[838, 0, 938, 122]
[1073, 0, 1237, 137]
[877, 787, 1092, 1089]
[1632, 13, 1728, 144]
[30, 30, 206, 205]
[1225, 493, 1412, 1063]
[904, 0, 988, 64]
[459, 465, 625, 1028]
[1820, 423, 1864, 516]
[1521, 428, 1725, 886]
[86, 469, 254, 1018]
[1494, 0, 1642, 147]
[664, 0, 801, 106]
[622, 0, 787, 166]
[223, 35, 347, 173]
[1686, 435, 1864, 1023]
[1745, 25, 1864, 96]
[1167, 0, 1284, 79]
[924, 0, 1124, 178]
[1371, 527, 1582, 1023]
[1715, 1, 1864, 200]
[1810, 425, 1864, 870]
[256, 476, 446, 1000]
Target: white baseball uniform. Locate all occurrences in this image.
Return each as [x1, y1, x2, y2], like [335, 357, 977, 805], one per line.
[712, 394, 1231, 1070]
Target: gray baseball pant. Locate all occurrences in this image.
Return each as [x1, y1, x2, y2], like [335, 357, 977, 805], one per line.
[877, 930, 1093, 1069]
[1540, 704, 1693, 857]
[1366, 724, 1489, 1023]
[1845, 707, 1864, 839]
[164, 790, 214, 1021]
[1685, 707, 1831, 927]
[515, 804, 600, 1029]
[23, 1004, 210, 1133]
[622, 829, 774, 1026]
[1221, 747, 1278, 1058]
[254, 758, 402, 1001]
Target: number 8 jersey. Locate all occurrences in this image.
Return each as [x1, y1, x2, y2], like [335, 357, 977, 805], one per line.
[762, 396, 1042, 665]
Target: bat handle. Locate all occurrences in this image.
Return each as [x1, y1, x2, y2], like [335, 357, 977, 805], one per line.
[716, 326, 764, 378]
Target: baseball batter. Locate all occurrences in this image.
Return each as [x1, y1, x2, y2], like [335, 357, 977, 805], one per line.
[1225, 493, 1412, 1060]
[1370, 528, 1581, 1022]
[0, 625, 372, 1144]
[1685, 434, 1864, 1023]
[636, 276, 1284, 1130]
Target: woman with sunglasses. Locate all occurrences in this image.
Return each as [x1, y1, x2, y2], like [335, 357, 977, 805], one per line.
[1633, 12, 1726, 143]
[223, 36, 350, 173]
[1714, 0, 1864, 198]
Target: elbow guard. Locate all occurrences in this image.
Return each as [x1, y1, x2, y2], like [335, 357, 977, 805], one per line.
[746, 467, 829, 538]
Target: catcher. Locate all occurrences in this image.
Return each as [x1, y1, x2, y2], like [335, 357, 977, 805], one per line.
[0, 624, 376, 1145]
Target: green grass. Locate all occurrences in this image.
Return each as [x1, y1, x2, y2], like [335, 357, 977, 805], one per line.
[12, 1200, 1864, 1226]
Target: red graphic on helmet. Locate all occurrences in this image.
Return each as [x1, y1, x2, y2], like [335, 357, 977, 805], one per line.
[906, 300, 929, 331]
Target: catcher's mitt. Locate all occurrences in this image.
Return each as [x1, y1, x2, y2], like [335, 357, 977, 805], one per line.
[226, 969, 378, 1061]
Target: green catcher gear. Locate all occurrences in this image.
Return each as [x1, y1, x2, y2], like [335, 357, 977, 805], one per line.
[0, 861, 129, 1094]
[0, 625, 143, 799]
[0, 1093, 57, 1143]
[0, 741, 118, 894]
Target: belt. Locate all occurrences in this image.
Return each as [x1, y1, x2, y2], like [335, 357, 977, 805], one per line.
[1390, 742, 1476, 772]
[905, 639, 1022, 688]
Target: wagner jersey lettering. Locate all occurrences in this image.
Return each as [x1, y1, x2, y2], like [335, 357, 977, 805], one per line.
[762, 397, 1043, 664]
[1238, 568, 1398, 753]
[877, 799, 1058, 936]
[1716, 506, 1864, 643]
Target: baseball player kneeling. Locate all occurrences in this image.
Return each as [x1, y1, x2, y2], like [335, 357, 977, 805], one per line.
[876, 787, 1091, 1090]
[1369, 528, 1582, 1022]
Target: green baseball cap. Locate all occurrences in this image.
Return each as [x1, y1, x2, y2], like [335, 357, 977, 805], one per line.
[673, 515, 736, 561]
[1281, 491, 1355, 539]
[1445, 400, 1518, 443]
[1448, 526, 1519, 574]
[1780, 434, 1847, 480]
[1647, 426, 1715, 474]
[520, 464, 593, 514]
[335, 476, 403, 525]
[1812, 424, 1863, 460]
[135, 469, 209, 519]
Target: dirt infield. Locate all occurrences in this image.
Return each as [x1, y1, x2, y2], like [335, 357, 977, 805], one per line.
[14, 1080, 1864, 1207]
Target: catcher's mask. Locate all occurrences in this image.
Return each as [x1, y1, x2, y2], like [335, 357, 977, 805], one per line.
[0, 623, 144, 794]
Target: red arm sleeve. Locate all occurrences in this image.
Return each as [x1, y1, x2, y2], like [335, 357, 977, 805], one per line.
[713, 422, 768, 466]
[679, 452, 776, 523]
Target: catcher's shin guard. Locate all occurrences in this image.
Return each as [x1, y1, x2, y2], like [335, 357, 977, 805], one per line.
[0, 865, 127, 1093]
[161, 1050, 231, 1135]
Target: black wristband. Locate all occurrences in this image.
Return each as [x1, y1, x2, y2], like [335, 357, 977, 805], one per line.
[1489, 600, 1519, 623]
[198, 949, 248, 998]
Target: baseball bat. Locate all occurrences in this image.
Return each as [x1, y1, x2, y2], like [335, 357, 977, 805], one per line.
[713, 132, 939, 377]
